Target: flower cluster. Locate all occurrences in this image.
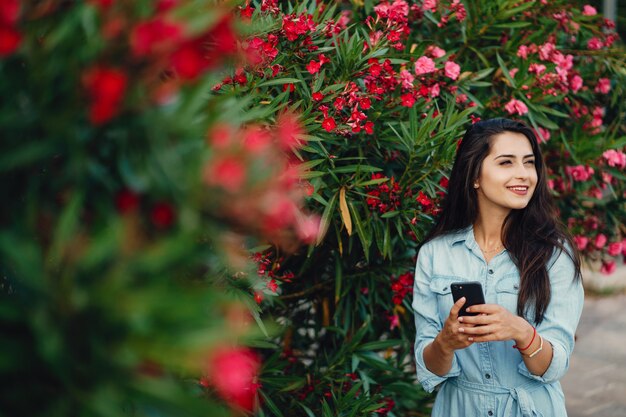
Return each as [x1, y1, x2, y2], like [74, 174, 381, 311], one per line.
[366, 174, 402, 214]
[251, 251, 296, 301]
[80, 5, 240, 124]
[203, 114, 320, 247]
[202, 346, 261, 412]
[390, 271, 414, 305]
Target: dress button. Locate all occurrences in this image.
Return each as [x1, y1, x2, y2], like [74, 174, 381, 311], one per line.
[485, 373, 491, 379]
[488, 269, 494, 275]
[488, 411, 493, 416]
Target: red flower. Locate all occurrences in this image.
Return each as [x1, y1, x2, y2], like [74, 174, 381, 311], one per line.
[306, 60, 321, 74]
[364, 121, 374, 134]
[115, 189, 140, 214]
[82, 66, 128, 125]
[239, 4, 254, 19]
[170, 43, 207, 79]
[276, 112, 304, 150]
[0, 25, 20, 56]
[204, 156, 247, 192]
[130, 18, 183, 57]
[312, 92, 324, 101]
[322, 117, 336, 132]
[267, 279, 278, 293]
[0, 0, 19, 25]
[151, 202, 175, 229]
[400, 93, 415, 108]
[207, 347, 260, 412]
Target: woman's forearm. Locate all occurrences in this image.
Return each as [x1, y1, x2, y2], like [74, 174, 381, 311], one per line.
[423, 333, 456, 377]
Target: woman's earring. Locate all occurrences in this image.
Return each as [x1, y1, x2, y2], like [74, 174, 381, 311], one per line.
[473, 183, 479, 189]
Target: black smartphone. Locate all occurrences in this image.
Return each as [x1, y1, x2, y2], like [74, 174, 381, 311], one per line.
[451, 281, 485, 316]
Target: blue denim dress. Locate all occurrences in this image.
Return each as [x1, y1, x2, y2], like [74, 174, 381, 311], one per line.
[412, 226, 584, 417]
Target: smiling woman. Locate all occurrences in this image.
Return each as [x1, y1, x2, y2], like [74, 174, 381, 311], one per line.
[413, 118, 584, 417]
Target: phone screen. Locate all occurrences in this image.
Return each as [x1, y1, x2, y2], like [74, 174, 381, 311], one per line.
[451, 281, 485, 316]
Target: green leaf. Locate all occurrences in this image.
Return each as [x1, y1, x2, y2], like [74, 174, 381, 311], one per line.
[357, 339, 403, 351]
[316, 191, 338, 245]
[256, 78, 303, 88]
[496, 51, 517, 89]
[259, 390, 285, 417]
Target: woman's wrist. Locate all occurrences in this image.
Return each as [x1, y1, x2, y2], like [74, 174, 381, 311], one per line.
[513, 318, 535, 347]
[434, 333, 454, 356]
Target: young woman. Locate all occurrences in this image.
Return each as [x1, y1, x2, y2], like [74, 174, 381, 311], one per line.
[412, 118, 584, 416]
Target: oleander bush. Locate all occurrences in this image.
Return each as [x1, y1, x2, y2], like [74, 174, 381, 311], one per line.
[0, 1, 624, 417]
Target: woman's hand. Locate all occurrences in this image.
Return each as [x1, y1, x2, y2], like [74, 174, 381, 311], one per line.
[457, 304, 533, 346]
[436, 297, 476, 353]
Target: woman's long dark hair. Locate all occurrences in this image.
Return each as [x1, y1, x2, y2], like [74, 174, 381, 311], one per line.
[421, 118, 581, 324]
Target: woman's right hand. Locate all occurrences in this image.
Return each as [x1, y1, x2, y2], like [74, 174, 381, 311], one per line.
[436, 297, 475, 353]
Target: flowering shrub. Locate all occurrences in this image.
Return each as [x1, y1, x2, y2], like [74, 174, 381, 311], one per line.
[0, 1, 315, 416]
[212, 0, 625, 415]
[1, 1, 624, 417]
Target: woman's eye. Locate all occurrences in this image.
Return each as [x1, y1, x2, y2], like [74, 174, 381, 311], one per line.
[500, 160, 512, 165]
[525, 160, 535, 165]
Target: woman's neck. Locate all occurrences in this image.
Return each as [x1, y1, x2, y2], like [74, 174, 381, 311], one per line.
[473, 214, 507, 249]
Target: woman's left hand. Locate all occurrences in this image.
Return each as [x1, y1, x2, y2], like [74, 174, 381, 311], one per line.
[456, 304, 533, 345]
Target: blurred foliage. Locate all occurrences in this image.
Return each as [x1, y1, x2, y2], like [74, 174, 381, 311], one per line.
[1, 1, 625, 417]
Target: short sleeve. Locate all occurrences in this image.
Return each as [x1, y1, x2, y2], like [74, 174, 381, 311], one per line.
[412, 242, 461, 392]
[518, 246, 584, 383]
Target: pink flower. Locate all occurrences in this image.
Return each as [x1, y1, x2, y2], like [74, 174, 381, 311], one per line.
[444, 61, 461, 80]
[423, 0, 438, 12]
[608, 242, 623, 257]
[582, 5, 597, 16]
[429, 84, 440, 97]
[528, 63, 546, 74]
[601, 260, 616, 275]
[399, 69, 415, 89]
[296, 215, 320, 243]
[587, 37, 603, 50]
[427, 45, 446, 58]
[504, 98, 528, 116]
[414, 56, 436, 75]
[594, 233, 607, 249]
[207, 347, 260, 412]
[574, 235, 588, 251]
[603, 149, 626, 169]
[566, 165, 594, 181]
[570, 75, 583, 92]
[517, 45, 529, 59]
[509, 68, 519, 79]
[595, 78, 611, 94]
[534, 127, 550, 143]
[538, 42, 555, 60]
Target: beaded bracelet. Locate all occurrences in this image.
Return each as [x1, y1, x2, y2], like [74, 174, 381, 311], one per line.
[513, 326, 536, 351]
[527, 335, 544, 358]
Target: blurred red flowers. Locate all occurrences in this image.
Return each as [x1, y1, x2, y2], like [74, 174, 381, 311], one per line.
[206, 347, 260, 412]
[82, 66, 128, 125]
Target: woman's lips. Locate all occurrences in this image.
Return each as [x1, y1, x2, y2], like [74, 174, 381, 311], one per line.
[507, 186, 529, 195]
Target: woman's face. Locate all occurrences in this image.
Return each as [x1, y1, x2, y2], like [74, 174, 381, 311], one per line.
[475, 131, 538, 214]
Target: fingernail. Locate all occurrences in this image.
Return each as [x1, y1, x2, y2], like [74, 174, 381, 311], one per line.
[458, 317, 464, 322]
[468, 337, 474, 342]
[459, 328, 464, 333]
[466, 308, 471, 312]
